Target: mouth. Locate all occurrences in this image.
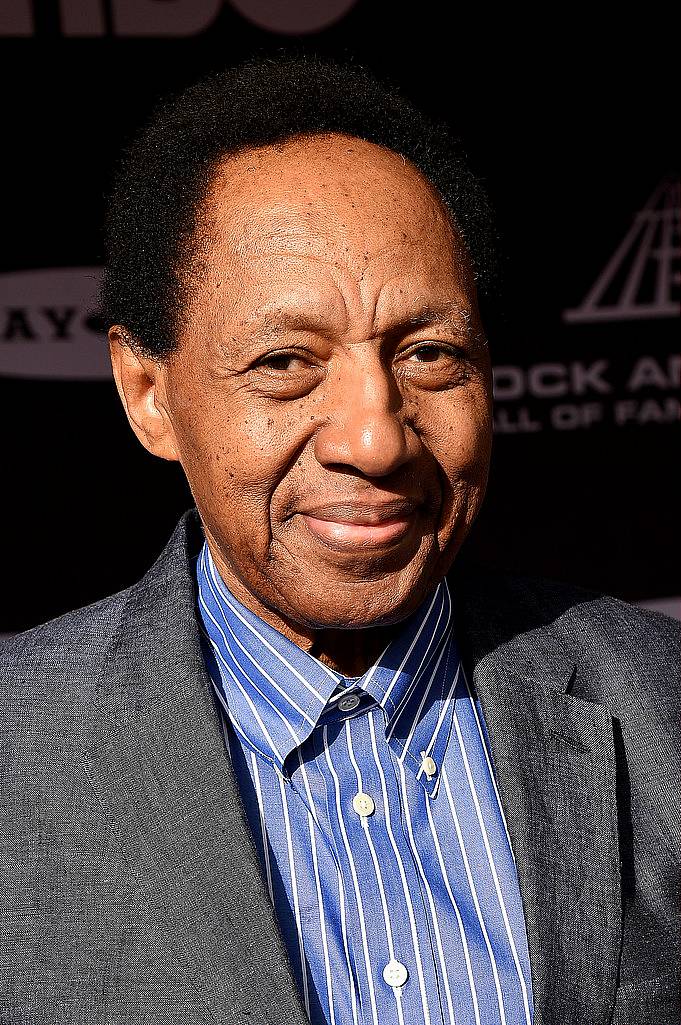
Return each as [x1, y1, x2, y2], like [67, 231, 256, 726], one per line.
[297, 498, 421, 550]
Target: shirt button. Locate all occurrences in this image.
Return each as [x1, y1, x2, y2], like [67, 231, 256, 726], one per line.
[382, 960, 409, 987]
[421, 755, 437, 778]
[339, 693, 361, 712]
[352, 792, 375, 816]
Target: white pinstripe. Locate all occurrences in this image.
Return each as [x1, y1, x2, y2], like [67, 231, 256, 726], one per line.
[199, 587, 295, 761]
[415, 666, 461, 795]
[423, 771, 482, 1025]
[460, 663, 517, 864]
[336, 866, 360, 1025]
[388, 595, 451, 745]
[395, 755, 458, 1025]
[250, 751, 275, 904]
[203, 556, 320, 724]
[399, 642, 453, 771]
[297, 753, 337, 1025]
[452, 706, 533, 1025]
[345, 721, 406, 1025]
[382, 586, 443, 708]
[278, 772, 311, 1018]
[442, 767, 507, 1025]
[367, 711, 433, 1025]
[323, 725, 380, 1025]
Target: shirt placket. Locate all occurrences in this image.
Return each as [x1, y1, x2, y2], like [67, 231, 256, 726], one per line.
[309, 699, 445, 1025]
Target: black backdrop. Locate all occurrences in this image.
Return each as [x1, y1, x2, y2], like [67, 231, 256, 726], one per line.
[1, 1, 679, 632]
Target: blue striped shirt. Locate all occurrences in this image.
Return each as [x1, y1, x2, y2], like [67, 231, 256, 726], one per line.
[195, 540, 534, 1025]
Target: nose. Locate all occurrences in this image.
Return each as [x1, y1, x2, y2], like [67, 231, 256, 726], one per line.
[313, 351, 417, 477]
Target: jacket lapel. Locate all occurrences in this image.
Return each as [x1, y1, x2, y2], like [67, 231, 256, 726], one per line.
[92, 508, 309, 1025]
[454, 574, 622, 1025]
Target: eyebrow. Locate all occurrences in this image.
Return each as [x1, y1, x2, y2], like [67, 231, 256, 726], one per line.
[247, 311, 332, 342]
[393, 301, 473, 336]
[379, 301, 490, 354]
[242, 298, 482, 348]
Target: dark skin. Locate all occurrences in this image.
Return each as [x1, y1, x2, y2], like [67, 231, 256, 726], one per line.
[109, 133, 493, 677]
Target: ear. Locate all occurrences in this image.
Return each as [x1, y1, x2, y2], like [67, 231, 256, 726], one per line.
[108, 326, 180, 462]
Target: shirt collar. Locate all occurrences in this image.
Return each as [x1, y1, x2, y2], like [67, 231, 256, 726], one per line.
[195, 540, 459, 795]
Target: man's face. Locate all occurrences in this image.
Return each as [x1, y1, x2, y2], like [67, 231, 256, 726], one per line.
[155, 134, 492, 633]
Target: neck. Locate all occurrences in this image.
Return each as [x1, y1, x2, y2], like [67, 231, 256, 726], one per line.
[307, 623, 400, 677]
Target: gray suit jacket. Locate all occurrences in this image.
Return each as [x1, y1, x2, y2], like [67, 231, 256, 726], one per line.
[1, 507, 679, 1025]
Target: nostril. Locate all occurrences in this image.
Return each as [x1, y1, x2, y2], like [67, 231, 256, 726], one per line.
[313, 416, 412, 478]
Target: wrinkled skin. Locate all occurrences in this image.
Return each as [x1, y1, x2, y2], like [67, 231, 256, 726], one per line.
[109, 133, 493, 676]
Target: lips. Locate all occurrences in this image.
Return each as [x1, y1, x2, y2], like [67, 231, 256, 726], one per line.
[297, 498, 421, 549]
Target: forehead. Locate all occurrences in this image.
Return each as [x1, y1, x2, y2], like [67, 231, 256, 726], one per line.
[202, 133, 469, 275]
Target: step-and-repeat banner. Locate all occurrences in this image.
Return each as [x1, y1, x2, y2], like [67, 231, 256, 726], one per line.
[1, 1, 678, 631]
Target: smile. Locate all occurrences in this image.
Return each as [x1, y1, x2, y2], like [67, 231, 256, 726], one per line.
[298, 501, 420, 550]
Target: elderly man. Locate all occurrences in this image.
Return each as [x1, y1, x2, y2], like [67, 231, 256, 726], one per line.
[1, 55, 679, 1025]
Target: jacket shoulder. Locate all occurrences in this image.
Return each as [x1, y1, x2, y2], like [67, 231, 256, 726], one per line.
[487, 571, 677, 640]
[510, 573, 677, 656]
[0, 585, 133, 688]
[453, 568, 680, 712]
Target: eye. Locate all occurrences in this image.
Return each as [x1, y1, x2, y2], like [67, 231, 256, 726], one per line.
[410, 345, 445, 362]
[403, 342, 461, 363]
[248, 348, 324, 400]
[255, 351, 306, 372]
[396, 340, 473, 390]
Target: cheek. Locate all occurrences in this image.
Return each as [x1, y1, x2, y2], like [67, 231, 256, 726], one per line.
[173, 394, 309, 512]
[419, 387, 492, 483]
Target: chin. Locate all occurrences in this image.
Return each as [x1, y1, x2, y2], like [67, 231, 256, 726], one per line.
[281, 564, 443, 632]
